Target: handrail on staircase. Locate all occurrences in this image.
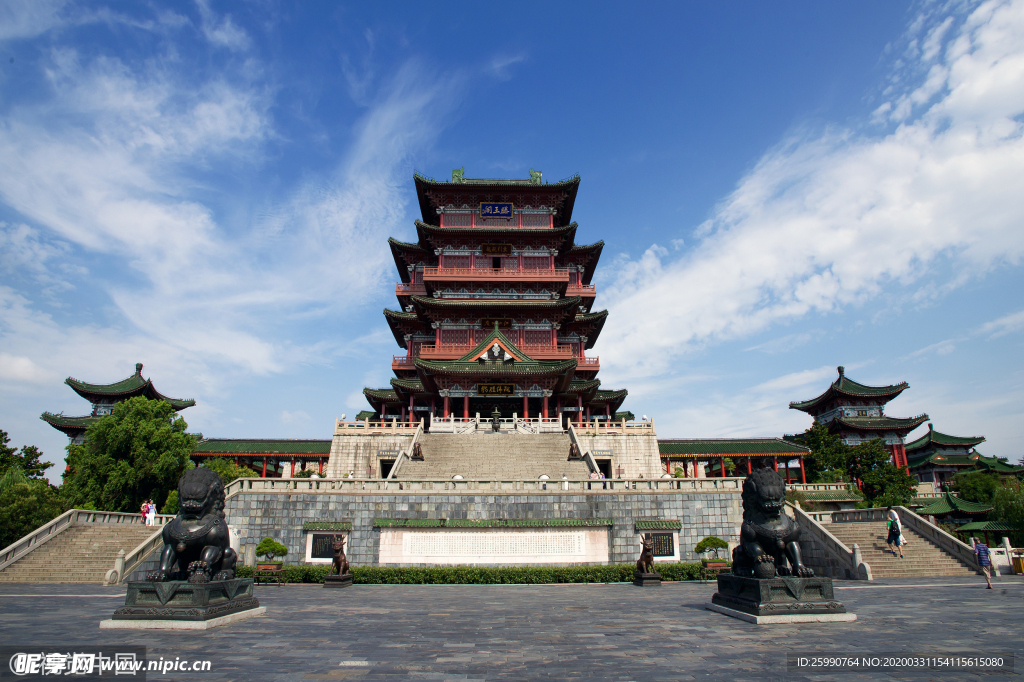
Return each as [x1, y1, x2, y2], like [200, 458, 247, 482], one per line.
[104, 526, 167, 585]
[566, 423, 598, 475]
[0, 509, 174, 574]
[786, 502, 872, 580]
[387, 419, 423, 482]
[833, 506, 983, 575]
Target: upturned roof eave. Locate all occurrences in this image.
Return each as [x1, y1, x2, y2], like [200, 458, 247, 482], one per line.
[413, 173, 581, 226]
[827, 414, 929, 434]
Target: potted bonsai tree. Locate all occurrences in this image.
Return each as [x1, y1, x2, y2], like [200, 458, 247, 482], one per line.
[694, 535, 729, 564]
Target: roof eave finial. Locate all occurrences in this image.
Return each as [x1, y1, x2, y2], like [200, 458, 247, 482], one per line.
[929, 423, 934, 431]
[837, 365, 844, 377]
[135, 362, 143, 375]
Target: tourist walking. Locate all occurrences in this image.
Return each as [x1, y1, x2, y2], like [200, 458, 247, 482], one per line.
[141, 499, 150, 525]
[973, 537, 993, 589]
[146, 499, 156, 526]
[885, 507, 904, 558]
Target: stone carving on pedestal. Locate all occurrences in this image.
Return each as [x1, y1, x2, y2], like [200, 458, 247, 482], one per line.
[633, 533, 661, 586]
[325, 534, 353, 589]
[709, 468, 851, 621]
[105, 468, 262, 627]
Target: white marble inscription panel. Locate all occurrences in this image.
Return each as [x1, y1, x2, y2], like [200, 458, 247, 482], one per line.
[378, 528, 609, 565]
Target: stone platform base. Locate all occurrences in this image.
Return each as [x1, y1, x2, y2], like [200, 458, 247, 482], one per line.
[111, 578, 260, 622]
[633, 571, 661, 586]
[324, 574, 353, 588]
[705, 602, 857, 624]
[101, 607, 266, 630]
[711, 574, 848, 617]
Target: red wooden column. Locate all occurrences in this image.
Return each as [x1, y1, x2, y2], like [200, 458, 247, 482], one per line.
[784, 458, 790, 483]
[577, 396, 583, 426]
[719, 458, 726, 477]
[800, 456, 807, 484]
[319, 459, 325, 475]
[409, 396, 415, 423]
[746, 458, 752, 474]
[605, 404, 610, 418]
[290, 459, 296, 477]
[543, 395, 549, 419]
[523, 395, 529, 419]
[401, 406, 406, 422]
[261, 458, 267, 478]
[463, 396, 469, 419]
[772, 457, 778, 472]
[443, 394, 449, 417]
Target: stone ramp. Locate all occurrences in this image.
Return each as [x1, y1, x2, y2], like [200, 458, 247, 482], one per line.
[396, 433, 591, 480]
[825, 522, 976, 578]
[0, 524, 157, 583]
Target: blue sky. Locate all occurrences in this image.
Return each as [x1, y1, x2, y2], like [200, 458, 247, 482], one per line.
[2, 1, 1023, 481]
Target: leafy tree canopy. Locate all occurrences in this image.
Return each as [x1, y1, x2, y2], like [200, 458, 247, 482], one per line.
[60, 396, 195, 513]
[0, 476, 64, 549]
[0, 430, 53, 479]
[860, 461, 916, 507]
[796, 422, 849, 483]
[992, 480, 1024, 546]
[200, 458, 258, 486]
[256, 537, 288, 561]
[693, 536, 729, 555]
[951, 470, 1001, 505]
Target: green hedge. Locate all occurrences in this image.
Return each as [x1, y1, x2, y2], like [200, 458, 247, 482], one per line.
[235, 562, 705, 584]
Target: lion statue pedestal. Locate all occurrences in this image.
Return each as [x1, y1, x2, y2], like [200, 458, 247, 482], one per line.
[706, 468, 855, 624]
[101, 468, 264, 629]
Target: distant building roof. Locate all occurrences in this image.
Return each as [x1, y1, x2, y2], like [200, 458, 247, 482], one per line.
[917, 492, 993, 516]
[790, 366, 908, 413]
[65, 362, 195, 410]
[192, 439, 331, 457]
[658, 438, 809, 457]
[905, 424, 985, 452]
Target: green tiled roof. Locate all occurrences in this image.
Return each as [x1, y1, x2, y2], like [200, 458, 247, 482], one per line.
[65, 363, 195, 409]
[302, 522, 352, 531]
[790, 366, 908, 412]
[561, 379, 601, 394]
[614, 411, 635, 421]
[414, 171, 580, 188]
[411, 295, 582, 313]
[800, 490, 864, 502]
[457, 326, 532, 362]
[193, 439, 332, 455]
[905, 425, 985, 452]
[658, 438, 809, 456]
[414, 358, 578, 376]
[391, 377, 425, 391]
[908, 452, 976, 467]
[363, 388, 399, 402]
[573, 310, 608, 324]
[917, 492, 993, 516]
[635, 520, 682, 531]
[355, 411, 376, 421]
[956, 521, 1016, 532]
[830, 414, 929, 433]
[39, 412, 97, 435]
[415, 220, 577, 239]
[974, 453, 1024, 473]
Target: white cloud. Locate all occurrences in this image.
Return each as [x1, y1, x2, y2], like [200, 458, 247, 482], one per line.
[280, 410, 310, 425]
[195, 0, 250, 51]
[0, 352, 56, 384]
[979, 308, 1024, 337]
[0, 0, 66, 41]
[599, 0, 1024, 380]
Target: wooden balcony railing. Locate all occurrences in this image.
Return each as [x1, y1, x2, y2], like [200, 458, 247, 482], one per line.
[566, 283, 596, 295]
[418, 343, 577, 360]
[423, 267, 569, 281]
[576, 357, 600, 370]
[396, 282, 426, 296]
[392, 356, 415, 370]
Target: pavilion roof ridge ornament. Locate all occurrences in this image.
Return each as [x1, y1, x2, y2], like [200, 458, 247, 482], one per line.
[449, 167, 544, 185]
[789, 365, 910, 412]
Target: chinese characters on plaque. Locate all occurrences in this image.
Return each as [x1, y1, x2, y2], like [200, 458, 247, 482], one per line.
[479, 202, 514, 218]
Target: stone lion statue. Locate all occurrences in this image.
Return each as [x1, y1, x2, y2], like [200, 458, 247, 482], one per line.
[148, 467, 237, 583]
[731, 467, 813, 579]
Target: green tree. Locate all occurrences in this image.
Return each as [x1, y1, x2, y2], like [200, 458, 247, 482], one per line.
[693, 536, 729, 557]
[992, 480, 1024, 546]
[256, 537, 288, 561]
[797, 422, 849, 483]
[60, 396, 195, 513]
[0, 469, 65, 548]
[199, 458, 258, 485]
[860, 462, 916, 507]
[161, 490, 179, 515]
[0, 430, 53, 480]
[951, 470, 1000, 505]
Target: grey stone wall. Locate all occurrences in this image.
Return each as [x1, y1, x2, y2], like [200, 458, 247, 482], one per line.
[225, 491, 742, 567]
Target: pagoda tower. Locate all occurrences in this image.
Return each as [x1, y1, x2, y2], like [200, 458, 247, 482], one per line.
[789, 366, 927, 468]
[362, 168, 629, 424]
[40, 362, 195, 444]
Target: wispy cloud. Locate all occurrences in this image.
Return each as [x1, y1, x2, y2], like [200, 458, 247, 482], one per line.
[979, 308, 1024, 338]
[598, 0, 1024, 381]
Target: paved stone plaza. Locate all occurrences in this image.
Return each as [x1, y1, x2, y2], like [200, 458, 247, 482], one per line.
[1, 577, 1021, 681]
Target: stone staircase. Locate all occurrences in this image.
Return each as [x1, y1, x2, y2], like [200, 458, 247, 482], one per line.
[826, 522, 977, 578]
[0, 524, 158, 583]
[396, 432, 591, 480]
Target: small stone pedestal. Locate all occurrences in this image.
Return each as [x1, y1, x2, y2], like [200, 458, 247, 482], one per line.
[324, 573, 353, 588]
[706, 574, 855, 624]
[100, 578, 264, 630]
[633, 570, 662, 587]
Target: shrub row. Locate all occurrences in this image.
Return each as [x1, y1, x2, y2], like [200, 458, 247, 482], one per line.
[235, 562, 711, 584]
